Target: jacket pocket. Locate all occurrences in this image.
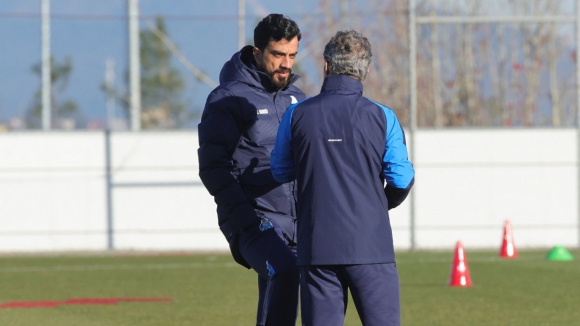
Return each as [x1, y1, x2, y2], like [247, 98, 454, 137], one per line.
[257, 211, 297, 247]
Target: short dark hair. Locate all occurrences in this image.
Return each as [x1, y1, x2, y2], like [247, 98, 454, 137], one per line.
[254, 14, 301, 51]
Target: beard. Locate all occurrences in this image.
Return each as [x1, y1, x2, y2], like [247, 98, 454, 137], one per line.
[269, 68, 292, 89]
[256, 60, 292, 89]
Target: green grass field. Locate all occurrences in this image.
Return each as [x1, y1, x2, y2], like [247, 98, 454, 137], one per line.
[1, 249, 579, 326]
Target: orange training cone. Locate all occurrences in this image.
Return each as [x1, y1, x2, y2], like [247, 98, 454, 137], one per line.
[449, 241, 472, 287]
[499, 220, 518, 258]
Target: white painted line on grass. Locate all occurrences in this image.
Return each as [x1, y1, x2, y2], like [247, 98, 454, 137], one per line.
[1, 256, 541, 273]
[396, 256, 538, 264]
[1, 262, 238, 273]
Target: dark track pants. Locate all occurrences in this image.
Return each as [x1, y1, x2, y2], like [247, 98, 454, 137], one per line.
[238, 226, 299, 326]
[300, 263, 400, 326]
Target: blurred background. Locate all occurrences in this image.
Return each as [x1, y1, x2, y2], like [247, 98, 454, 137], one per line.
[1, 0, 578, 131]
[0, 0, 578, 253]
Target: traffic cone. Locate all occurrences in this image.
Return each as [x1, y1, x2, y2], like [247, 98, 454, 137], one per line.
[449, 241, 472, 287]
[546, 246, 574, 261]
[499, 220, 518, 258]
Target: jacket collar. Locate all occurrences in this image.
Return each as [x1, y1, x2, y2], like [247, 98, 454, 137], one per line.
[320, 75, 363, 95]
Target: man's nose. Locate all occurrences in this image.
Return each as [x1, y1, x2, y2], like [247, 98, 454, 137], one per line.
[281, 56, 292, 68]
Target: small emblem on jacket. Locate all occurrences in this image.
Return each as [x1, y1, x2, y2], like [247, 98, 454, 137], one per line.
[290, 95, 297, 104]
[266, 261, 276, 278]
[328, 139, 343, 142]
[259, 218, 273, 231]
[257, 108, 269, 115]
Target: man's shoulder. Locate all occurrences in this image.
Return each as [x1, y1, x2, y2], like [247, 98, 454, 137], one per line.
[215, 80, 253, 95]
[363, 97, 393, 111]
[206, 81, 262, 106]
[284, 84, 306, 98]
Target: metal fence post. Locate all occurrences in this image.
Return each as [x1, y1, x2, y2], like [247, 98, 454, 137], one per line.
[128, 0, 141, 131]
[105, 129, 114, 249]
[41, 0, 51, 131]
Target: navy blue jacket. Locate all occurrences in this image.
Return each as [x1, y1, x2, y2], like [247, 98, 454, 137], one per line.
[271, 75, 414, 266]
[198, 46, 306, 267]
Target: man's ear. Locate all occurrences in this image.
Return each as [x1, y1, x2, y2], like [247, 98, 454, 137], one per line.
[324, 61, 329, 76]
[253, 47, 262, 62]
[358, 68, 370, 82]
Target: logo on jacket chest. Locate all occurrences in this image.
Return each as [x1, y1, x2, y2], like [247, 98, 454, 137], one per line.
[257, 108, 269, 115]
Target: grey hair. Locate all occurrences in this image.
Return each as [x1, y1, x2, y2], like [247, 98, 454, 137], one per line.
[323, 30, 372, 81]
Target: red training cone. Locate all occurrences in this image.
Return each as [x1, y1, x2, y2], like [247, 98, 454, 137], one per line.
[499, 220, 518, 258]
[449, 241, 472, 287]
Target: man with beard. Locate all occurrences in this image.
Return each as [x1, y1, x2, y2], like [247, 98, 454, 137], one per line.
[197, 14, 305, 326]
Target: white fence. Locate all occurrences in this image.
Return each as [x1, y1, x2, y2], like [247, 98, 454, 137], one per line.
[0, 130, 577, 253]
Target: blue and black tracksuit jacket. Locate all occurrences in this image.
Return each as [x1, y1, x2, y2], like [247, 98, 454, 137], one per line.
[271, 75, 414, 266]
[198, 46, 306, 267]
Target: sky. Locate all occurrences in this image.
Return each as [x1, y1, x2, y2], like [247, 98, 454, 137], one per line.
[0, 0, 324, 129]
[1, 0, 576, 129]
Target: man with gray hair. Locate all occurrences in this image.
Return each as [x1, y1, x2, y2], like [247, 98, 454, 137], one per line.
[271, 30, 414, 326]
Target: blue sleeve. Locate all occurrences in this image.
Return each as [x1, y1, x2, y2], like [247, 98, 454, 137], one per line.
[378, 104, 415, 189]
[271, 103, 299, 183]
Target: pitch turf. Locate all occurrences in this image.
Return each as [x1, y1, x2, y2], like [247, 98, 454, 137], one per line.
[0, 249, 578, 325]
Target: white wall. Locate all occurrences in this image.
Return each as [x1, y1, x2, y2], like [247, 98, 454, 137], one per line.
[0, 131, 223, 253]
[402, 129, 578, 250]
[0, 129, 578, 253]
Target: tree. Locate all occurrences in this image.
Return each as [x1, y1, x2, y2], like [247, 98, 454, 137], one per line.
[300, 0, 573, 128]
[27, 56, 82, 129]
[136, 16, 187, 129]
